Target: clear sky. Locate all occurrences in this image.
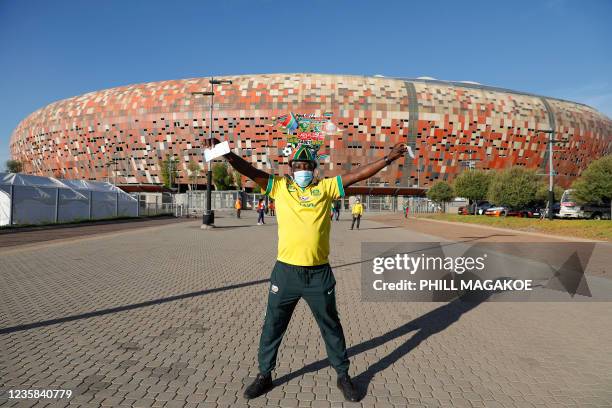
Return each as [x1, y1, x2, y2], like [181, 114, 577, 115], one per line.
[1, 0, 611, 171]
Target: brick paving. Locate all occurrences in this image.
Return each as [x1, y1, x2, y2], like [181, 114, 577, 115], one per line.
[1, 211, 611, 407]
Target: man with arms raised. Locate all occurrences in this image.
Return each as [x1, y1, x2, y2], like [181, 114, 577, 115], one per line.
[205, 138, 407, 401]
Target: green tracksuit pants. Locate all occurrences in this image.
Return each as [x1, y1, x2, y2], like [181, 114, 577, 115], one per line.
[258, 260, 350, 375]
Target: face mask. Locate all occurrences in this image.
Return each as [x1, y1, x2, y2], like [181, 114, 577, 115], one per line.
[293, 170, 314, 188]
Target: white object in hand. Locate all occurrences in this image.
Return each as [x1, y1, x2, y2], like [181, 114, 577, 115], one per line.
[204, 141, 230, 162]
[406, 145, 415, 159]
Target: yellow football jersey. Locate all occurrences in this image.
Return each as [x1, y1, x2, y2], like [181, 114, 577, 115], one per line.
[265, 175, 345, 266]
[351, 203, 363, 215]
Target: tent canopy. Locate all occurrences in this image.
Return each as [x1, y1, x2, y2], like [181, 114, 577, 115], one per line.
[0, 173, 138, 226]
[0, 173, 130, 194]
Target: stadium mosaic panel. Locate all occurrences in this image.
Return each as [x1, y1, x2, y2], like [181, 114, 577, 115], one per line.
[9, 74, 612, 190]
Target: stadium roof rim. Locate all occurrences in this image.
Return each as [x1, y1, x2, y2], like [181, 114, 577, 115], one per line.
[391, 76, 593, 109]
[223, 73, 598, 111]
[273, 72, 593, 109]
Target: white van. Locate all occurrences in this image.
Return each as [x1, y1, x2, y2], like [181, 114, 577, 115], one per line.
[559, 189, 581, 218]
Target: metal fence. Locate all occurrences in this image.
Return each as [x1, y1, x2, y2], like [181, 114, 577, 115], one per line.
[129, 193, 181, 218]
[402, 197, 467, 214]
[361, 195, 398, 212]
[174, 191, 267, 216]
[137, 201, 176, 217]
[149, 193, 464, 218]
[172, 191, 446, 215]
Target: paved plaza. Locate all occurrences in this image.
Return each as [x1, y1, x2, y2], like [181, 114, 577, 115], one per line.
[1, 212, 611, 408]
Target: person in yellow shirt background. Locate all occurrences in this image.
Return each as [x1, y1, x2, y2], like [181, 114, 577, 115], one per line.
[204, 137, 407, 402]
[350, 198, 363, 230]
[234, 197, 242, 218]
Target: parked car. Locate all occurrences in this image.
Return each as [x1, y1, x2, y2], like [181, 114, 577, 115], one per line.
[474, 201, 493, 215]
[485, 206, 508, 217]
[517, 207, 541, 218]
[581, 203, 611, 220]
[552, 202, 561, 217]
[539, 202, 561, 219]
[457, 206, 469, 215]
[559, 189, 611, 219]
[558, 189, 581, 219]
[485, 206, 524, 217]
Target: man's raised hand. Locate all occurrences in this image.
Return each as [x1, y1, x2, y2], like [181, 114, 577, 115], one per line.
[202, 137, 221, 149]
[388, 142, 408, 162]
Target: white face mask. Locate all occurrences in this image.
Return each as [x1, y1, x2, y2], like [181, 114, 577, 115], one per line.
[293, 170, 314, 187]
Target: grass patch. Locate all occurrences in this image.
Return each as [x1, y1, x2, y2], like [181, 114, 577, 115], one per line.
[418, 214, 612, 241]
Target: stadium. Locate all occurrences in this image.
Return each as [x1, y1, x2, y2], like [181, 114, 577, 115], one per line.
[9, 73, 612, 193]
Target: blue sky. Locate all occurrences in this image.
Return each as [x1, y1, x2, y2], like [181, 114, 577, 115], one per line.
[1, 0, 611, 171]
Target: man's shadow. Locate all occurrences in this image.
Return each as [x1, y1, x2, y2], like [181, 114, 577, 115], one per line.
[273, 288, 492, 400]
[351, 289, 490, 399]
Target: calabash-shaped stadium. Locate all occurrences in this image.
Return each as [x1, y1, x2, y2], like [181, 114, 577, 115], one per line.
[9, 73, 612, 192]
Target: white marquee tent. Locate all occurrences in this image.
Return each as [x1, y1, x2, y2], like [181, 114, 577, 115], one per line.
[0, 173, 138, 227]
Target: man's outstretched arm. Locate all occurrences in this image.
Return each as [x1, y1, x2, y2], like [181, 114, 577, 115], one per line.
[204, 138, 270, 190]
[341, 142, 408, 188]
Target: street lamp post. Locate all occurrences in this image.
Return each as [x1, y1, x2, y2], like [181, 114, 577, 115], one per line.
[105, 157, 119, 185]
[537, 129, 556, 220]
[191, 77, 233, 228]
[410, 140, 427, 188]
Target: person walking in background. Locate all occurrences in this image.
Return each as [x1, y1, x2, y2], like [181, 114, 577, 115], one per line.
[333, 200, 341, 221]
[235, 197, 242, 219]
[257, 199, 266, 225]
[330, 201, 336, 220]
[269, 200, 275, 216]
[350, 199, 363, 230]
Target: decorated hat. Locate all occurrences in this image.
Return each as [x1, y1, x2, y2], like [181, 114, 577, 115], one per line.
[289, 145, 317, 164]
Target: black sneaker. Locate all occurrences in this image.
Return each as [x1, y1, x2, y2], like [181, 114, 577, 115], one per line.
[337, 374, 359, 402]
[243, 373, 273, 399]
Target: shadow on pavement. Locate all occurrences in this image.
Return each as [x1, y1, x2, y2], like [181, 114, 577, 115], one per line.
[351, 290, 491, 399]
[0, 278, 269, 335]
[352, 226, 398, 231]
[273, 290, 491, 399]
[189, 224, 261, 230]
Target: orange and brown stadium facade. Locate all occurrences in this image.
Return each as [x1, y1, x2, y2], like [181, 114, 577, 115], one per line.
[9, 73, 612, 194]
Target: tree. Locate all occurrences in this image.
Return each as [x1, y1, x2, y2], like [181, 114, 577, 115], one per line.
[6, 159, 23, 173]
[158, 155, 179, 188]
[187, 160, 202, 190]
[212, 162, 234, 190]
[572, 155, 612, 205]
[535, 183, 564, 204]
[427, 181, 454, 211]
[453, 169, 492, 209]
[487, 167, 539, 209]
[233, 170, 243, 190]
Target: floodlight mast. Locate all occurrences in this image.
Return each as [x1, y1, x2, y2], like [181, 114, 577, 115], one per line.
[190, 77, 233, 227]
[538, 129, 556, 220]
